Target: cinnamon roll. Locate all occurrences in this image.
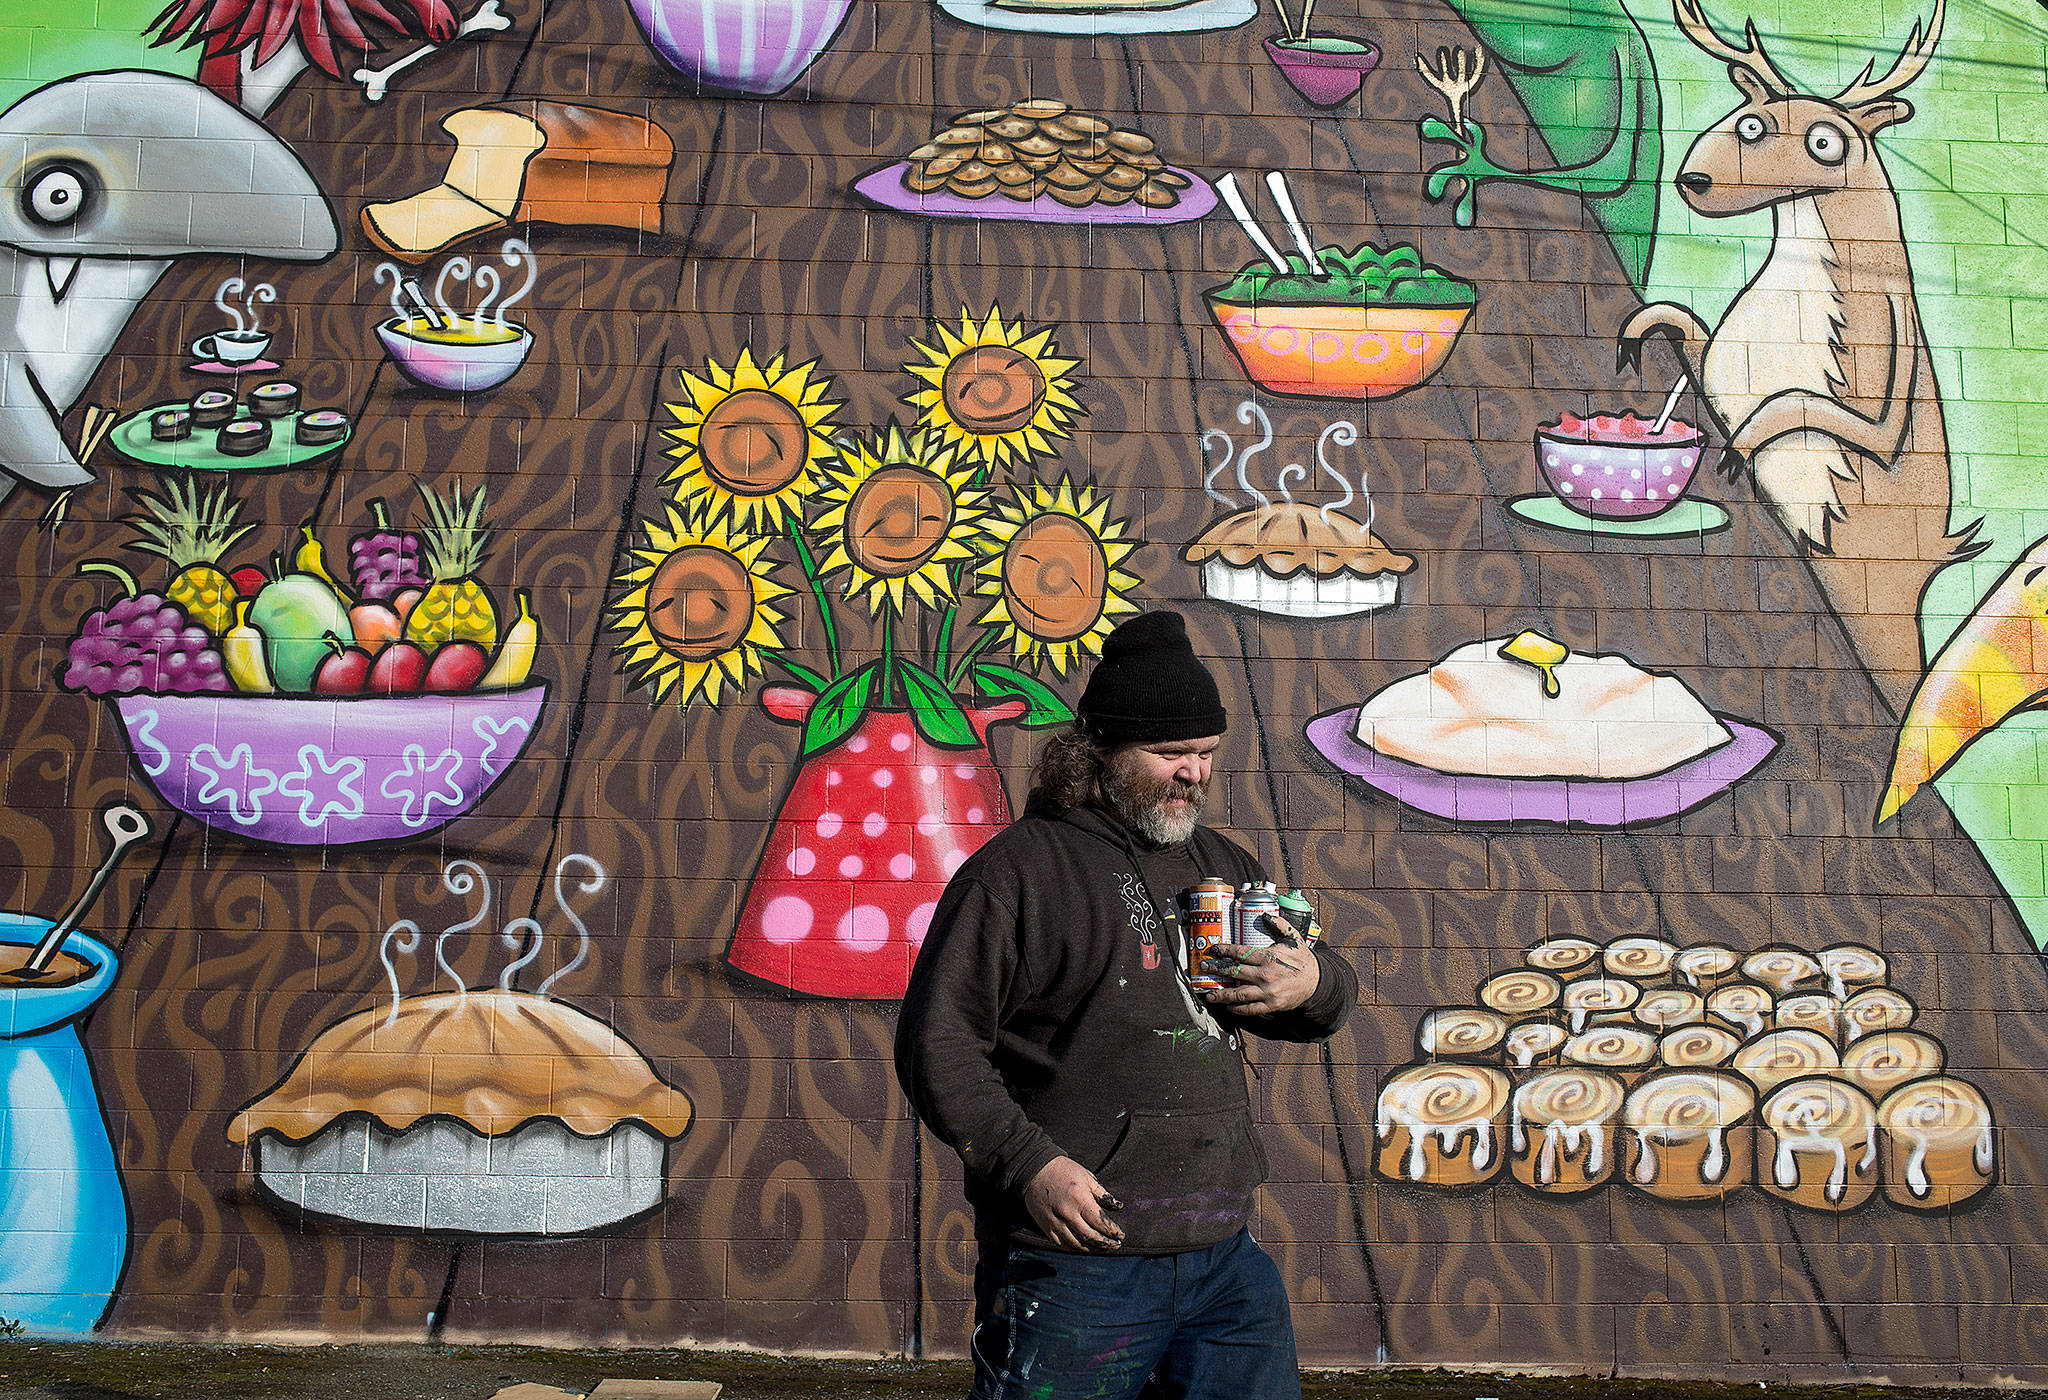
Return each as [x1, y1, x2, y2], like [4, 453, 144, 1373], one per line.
[1603, 936, 1678, 983]
[1741, 946, 1824, 996]
[1658, 1023, 1741, 1070]
[1818, 943, 1889, 1002]
[1876, 1076, 1995, 1210]
[1479, 969, 1563, 1023]
[1562, 977, 1641, 1034]
[1705, 983, 1775, 1039]
[1562, 1024, 1659, 1086]
[1524, 937, 1602, 983]
[1841, 987, 1917, 1044]
[1731, 1028, 1840, 1094]
[1839, 1030, 1945, 1099]
[1773, 993, 1844, 1046]
[1760, 1077, 1878, 1211]
[1374, 1063, 1513, 1188]
[1503, 1021, 1569, 1071]
[1673, 943, 1741, 992]
[1633, 986, 1706, 1033]
[1418, 1007, 1508, 1062]
[1510, 1068, 1625, 1194]
[1621, 1070, 1756, 1201]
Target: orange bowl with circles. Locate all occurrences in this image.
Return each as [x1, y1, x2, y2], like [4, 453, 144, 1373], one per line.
[1206, 297, 1473, 399]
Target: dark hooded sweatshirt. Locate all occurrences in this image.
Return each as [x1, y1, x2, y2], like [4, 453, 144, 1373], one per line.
[894, 797, 1356, 1255]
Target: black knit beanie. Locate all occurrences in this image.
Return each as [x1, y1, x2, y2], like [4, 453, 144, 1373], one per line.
[1077, 610, 1227, 744]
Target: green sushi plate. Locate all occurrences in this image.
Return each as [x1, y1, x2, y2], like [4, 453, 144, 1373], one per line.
[108, 402, 350, 472]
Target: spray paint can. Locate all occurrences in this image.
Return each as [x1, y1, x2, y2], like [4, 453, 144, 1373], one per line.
[1277, 889, 1321, 947]
[1235, 882, 1282, 952]
[1183, 878, 1235, 991]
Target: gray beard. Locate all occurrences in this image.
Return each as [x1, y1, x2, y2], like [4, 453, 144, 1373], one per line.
[1102, 757, 1206, 848]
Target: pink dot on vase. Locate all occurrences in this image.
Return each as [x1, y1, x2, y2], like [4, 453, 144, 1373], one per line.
[966, 807, 985, 823]
[849, 736, 869, 754]
[954, 764, 977, 780]
[863, 811, 887, 837]
[786, 846, 816, 876]
[827, 771, 843, 787]
[890, 853, 917, 879]
[917, 813, 943, 837]
[816, 811, 842, 838]
[839, 854, 864, 877]
[761, 896, 814, 945]
[837, 905, 890, 953]
[872, 769, 894, 788]
[891, 731, 912, 751]
[906, 902, 938, 947]
[921, 766, 939, 783]
[943, 849, 967, 876]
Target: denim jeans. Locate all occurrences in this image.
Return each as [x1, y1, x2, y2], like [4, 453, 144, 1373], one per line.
[967, 1228, 1301, 1400]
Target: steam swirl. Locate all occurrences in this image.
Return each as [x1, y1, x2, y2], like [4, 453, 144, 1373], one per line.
[1842, 987, 1916, 1043]
[1524, 937, 1601, 980]
[1602, 937, 1678, 982]
[1504, 1022, 1568, 1070]
[1741, 946, 1823, 995]
[1839, 1030, 1945, 1098]
[1818, 943, 1888, 1001]
[1478, 969, 1562, 1021]
[1731, 1028, 1840, 1093]
[1561, 976, 1640, 1033]
[1418, 1006, 1508, 1060]
[1876, 1076, 1995, 1208]
[1633, 987, 1706, 1032]
[1658, 1024, 1741, 1069]
[1673, 943, 1739, 991]
[1706, 983, 1775, 1039]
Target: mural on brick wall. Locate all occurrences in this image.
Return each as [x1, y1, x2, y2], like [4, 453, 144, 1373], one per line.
[2, 0, 2048, 1379]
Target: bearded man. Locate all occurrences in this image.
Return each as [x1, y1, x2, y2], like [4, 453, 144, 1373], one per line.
[895, 609, 1357, 1400]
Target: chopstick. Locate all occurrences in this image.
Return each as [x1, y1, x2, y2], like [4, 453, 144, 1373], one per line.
[1265, 171, 1327, 276]
[1214, 174, 1293, 277]
[78, 405, 117, 465]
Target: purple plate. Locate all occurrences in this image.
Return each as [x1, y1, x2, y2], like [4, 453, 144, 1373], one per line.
[852, 163, 1216, 226]
[1305, 707, 1779, 828]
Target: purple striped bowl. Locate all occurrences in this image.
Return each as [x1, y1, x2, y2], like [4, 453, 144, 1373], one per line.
[628, 0, 857, 96]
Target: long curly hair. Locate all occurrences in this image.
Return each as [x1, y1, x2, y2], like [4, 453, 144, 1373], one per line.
[1028, 722, 1108, 815]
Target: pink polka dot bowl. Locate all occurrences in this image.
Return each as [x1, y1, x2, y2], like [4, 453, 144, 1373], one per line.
[1535, 412, 1706, 520]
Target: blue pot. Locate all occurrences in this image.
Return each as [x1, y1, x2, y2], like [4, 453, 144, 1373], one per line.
[0, 913, 126, 1334]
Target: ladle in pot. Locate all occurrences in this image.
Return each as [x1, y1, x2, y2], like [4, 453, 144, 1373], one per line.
[18, 805, 152, 980]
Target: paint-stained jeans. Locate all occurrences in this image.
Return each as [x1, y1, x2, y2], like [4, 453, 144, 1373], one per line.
[967, 1228, 1301, 1400]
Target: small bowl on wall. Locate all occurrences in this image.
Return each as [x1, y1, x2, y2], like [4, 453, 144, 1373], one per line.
[1263, 36, 1380, 107]
[1535, 412, 1706, 520]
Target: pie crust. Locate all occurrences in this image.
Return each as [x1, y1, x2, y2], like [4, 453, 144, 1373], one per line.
[1183, 502, 1413, 618]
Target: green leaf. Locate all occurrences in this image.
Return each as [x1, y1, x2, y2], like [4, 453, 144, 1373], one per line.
[970, 661, 1074, 728]
[801, 663, 876, 757]
[896, 658, 978, 750]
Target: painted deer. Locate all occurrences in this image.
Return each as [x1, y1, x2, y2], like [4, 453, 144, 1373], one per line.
[1618, 0, 1979, 716]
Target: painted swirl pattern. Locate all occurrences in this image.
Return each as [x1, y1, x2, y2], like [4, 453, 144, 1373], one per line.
[1760, 1078, 1878, 1211]
[1875, 1076, 1995, 1209]
[1510, 1068, 1624, 1193]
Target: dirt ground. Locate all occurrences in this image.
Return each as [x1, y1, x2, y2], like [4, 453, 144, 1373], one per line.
[0, 1344, 2026, 1400]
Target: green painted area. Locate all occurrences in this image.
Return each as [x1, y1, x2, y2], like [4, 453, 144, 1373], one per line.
[0, 4, 197, 116]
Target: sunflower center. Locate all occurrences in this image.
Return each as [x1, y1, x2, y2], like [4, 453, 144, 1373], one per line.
[699, 389, 809, 495]
[846, 467, 955, 577]
[942, 346, 1048, 436]
[1001, 514, 1107, 642]
[645, 545, 755, 661]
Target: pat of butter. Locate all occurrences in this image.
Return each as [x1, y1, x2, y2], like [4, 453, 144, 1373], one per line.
[1498, 629, 1568, 698]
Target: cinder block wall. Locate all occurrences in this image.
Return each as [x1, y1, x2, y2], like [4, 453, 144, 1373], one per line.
[0, 0, 2045, 1382]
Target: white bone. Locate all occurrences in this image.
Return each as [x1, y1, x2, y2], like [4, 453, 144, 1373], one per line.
[353, 1, 514, 103]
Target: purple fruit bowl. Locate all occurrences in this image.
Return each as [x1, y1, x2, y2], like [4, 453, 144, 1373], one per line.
[1263, 37, 1380, 107]
[628, 0, 856, 96]
[110, 684, 548, 846]
[1535, 413, 1706, 521]
[377, 318, 533, 393]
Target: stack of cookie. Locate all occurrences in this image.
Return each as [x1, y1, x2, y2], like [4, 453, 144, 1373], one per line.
[902, 100, 1190, 208]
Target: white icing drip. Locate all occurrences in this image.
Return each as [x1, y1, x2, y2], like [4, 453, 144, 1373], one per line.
[1742, 1010, 1764, 1037]
[1511, 1098, 1526, 1155]
[1633, 1127, 1657, 1185]
[1378, 1082, 1500, 1182]
[1571, 1006, 1588, 1034]
[1904, 1131, 1932, 1199]
[1773, 1098, 1859, 1202]
[1513, 1042, 1536, 1068]
[1703, 1126, 1726, 1183]
[1978, 1123, 1996, 1174]
[1857, 1127, 1877, 1176]
[1828, 968, 1845, 1002]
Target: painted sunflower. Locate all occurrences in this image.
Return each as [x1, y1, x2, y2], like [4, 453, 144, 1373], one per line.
[663, 348, 840, 532]
[610, 503, 791, 708]
[811, 426, 987, 618]
[972, 476, 1139, 676]
[905, 306, 1083, 473]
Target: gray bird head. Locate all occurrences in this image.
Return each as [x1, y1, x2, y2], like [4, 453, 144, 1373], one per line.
[0, 71, 340, 498]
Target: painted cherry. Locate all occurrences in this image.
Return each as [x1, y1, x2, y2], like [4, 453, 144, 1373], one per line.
[724, 685, 1027, 999]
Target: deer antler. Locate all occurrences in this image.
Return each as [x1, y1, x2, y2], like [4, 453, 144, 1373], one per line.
[1671, 0, 1801, 96]
[1416, 45, 1486, 131]
[1835, 0, 1944, 106]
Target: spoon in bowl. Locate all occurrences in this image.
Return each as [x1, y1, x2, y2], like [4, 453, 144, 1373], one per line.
[1651, 374, 1690, 435]
[18, 805, 152, 980]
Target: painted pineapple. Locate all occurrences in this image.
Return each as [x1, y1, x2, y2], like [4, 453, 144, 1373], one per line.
[125, 474, 253, 636]
[403, 479, 499, 648]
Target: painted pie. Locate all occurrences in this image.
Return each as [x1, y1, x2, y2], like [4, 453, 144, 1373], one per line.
[1182, 502, 1413, 619]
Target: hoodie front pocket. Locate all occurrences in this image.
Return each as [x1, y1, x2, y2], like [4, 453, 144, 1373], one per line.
[1092, 1104, 1263, 1245]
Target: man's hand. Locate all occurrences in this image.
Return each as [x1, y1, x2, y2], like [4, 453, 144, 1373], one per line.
[1024, 1156, 1125, 1253]
[1201, 920, 1321, 1015]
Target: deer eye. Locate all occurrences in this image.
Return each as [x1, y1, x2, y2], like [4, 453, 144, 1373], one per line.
[1805, 123, 1847, 165]
[1736, 114, 1767, 143]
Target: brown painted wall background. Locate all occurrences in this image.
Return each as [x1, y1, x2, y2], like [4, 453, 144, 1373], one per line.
[0, 0, 2045, 1383]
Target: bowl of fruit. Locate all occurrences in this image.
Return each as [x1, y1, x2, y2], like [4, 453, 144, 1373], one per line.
[63, 479, 548, 847]
[1535, 410, 1705, 520]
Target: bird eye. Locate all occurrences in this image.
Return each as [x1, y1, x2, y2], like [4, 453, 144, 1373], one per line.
[1736, 115, 1767, 142]
[21, 161, 93, 228]
[1805, 122, 1847, 165]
